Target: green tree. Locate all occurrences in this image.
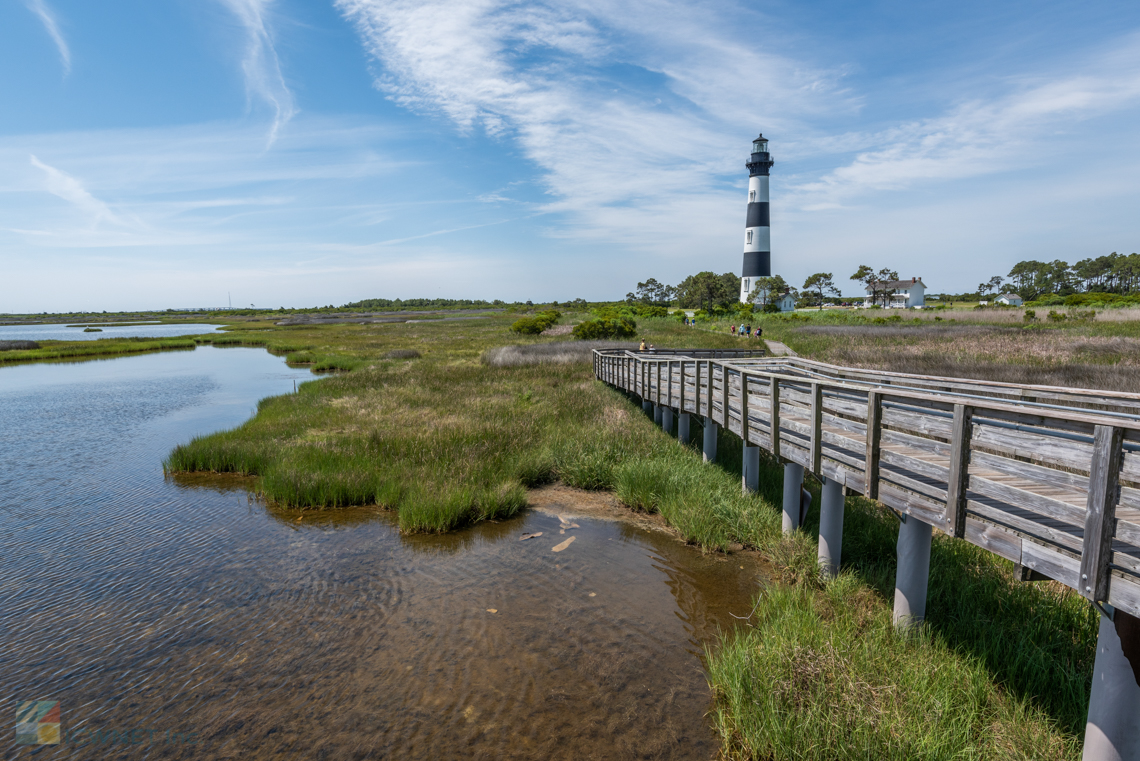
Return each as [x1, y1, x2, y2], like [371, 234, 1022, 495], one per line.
[747, 275, 793, 305]
[675, 271, 740, 312]
[625, 278, 677, 305]
[978, 275, 1005, 299]
[802, 272, 839, 310]
[851, 265, 899, 307]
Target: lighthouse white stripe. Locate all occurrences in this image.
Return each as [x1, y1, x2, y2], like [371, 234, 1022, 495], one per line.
[748, 175, 769, 201]
[743, 227, 770, 250]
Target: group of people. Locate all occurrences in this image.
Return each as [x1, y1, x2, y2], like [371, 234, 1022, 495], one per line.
[731, 323, 762, 338]
[681, 317, 697, 327]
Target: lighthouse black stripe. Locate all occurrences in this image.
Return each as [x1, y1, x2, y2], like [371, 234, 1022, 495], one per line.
[741, 251, 770, 278]
[746, 202, 769, 228]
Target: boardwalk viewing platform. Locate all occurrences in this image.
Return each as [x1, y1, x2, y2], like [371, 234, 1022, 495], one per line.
[594, 347, 1140, 759]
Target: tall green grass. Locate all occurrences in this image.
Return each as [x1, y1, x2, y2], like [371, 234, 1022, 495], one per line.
[0, 337, 197, 365]
[708, 578, 1080, 760]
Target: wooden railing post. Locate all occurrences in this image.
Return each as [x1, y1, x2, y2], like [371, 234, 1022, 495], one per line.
[741, 372, 750, 443]
[864, 390, 882, 500]
[667, 360, 674, 408]
[656, 362, 662, 405]
[680, 360, 686, 413]
[810, 383, 823, 474]
[769, 376, 781, 459]
[945, 403, 974, 538]
[1081, 424, 1124, 601]
[721, 363, 730, 429]
[705, 361, 713, 418]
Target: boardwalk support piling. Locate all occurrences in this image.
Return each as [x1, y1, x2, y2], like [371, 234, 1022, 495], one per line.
[893, 516, 933, 629]
[654, 404, 663, 426]
[818, 476, 845, 579]
[662, 406, 674, 435]
[743, 444, 760, 494]
[703, 419, 718, 463]
[678, 412, 690, 445]
[642, 399, 653, 415]
[1084, 607, 1140, 761]
[782, 462, 804, 533]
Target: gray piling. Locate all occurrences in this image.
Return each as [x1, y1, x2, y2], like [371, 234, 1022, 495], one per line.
[642, 399, 653, 415]
[703, 419, 718, 463]
[817, 476, 845, 579]
[1083, 607, 1140, 761]
[678, 412, 691, 445]
[662, 406, 674, 435]
[742, 444, 760, 494]
[893, 516, 933, 628]
[782, 462, 804, 533]
[654, 404, 663, 425]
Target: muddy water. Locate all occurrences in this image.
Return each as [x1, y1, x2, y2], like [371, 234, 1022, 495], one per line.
[0, 347, 766, 760]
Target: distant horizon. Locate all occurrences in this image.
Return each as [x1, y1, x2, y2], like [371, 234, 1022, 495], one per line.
[2, 0, 1138, 312]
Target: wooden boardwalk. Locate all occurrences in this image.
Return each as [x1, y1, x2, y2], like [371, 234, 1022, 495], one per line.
[594, 349, 1140, 619]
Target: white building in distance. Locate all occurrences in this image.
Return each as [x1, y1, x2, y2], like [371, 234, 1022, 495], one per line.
[995, 293, 1024, 306]
[863, 277, 926, 308]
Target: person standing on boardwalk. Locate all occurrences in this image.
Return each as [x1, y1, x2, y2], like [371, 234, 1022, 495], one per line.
[639, 339, 647, 351]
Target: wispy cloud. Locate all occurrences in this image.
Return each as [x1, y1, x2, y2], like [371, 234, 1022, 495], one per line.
[790, 39, 1140, 209]
[24, 0, 71, 75]
[29, 155, 119, 226]
[334, 0, 842, 257]
[218, 0, 297, 146]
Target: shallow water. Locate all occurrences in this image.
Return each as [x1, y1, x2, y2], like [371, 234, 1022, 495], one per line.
[0, 322, 223, 342]
[0, 347, 765, 760]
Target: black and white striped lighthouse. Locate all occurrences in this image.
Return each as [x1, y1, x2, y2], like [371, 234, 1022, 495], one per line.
[739, 133, 774, 303]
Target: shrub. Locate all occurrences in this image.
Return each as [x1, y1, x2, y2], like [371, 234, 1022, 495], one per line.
[572, 317, 637, 340]
[1047, 310, 1067, 322]
[633, 305, 668, 318]
[509, 309, 562, 335]
[0, 340, 40, 351]
[1024, 310, 1036, 323]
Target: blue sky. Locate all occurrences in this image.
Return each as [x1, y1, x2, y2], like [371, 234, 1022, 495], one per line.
[2, 0, 1139, 311]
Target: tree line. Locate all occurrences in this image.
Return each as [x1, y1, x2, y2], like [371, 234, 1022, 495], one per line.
[996, 253, 1140, 300]
[627, 270, 843, 312]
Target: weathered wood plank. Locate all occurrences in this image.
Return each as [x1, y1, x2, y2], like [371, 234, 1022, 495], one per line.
[966, 500, 1084, 554]
[878, 482, 944, 526]
[970, 450, 1089, 495]
[865, 390, 882, 500]
[770, 376, 781, 459]
[810, 383, 823, 474]
[946, 404, 974, 538]
[1081, 425, 1124, 601]
[967, 475, 1086, 528]
[964, 518, 1023, 564]
[1021, 540, 1081, 589]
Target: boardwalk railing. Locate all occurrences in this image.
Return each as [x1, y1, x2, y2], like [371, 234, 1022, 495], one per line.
[593, 348, 1140, 620]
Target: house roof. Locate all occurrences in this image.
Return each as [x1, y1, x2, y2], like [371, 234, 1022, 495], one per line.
[997, 293, 1022, 300]
[863, 278, 925, 292]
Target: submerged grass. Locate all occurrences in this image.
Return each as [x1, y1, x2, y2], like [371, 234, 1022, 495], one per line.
[157, 309, 1100, 756]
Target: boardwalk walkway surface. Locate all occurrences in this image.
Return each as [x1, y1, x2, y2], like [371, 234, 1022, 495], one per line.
[594, 347, 1140, 760]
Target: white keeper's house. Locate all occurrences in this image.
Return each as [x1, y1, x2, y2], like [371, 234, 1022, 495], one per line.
[864, 277, 926, 308]
[995, 293, 1024, 306]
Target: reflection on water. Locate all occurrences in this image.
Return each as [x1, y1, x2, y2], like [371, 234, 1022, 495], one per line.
[1, 347, 765, 760]
[0, 322, 224, 342]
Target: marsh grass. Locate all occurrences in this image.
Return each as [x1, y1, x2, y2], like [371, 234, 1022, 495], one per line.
[482, 339, 638, 366]
[709, 578, 1081, 760]
[0, 337, 197, 365]
[749, 311, 1140, 392]
[160, 309, 1097, 756]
